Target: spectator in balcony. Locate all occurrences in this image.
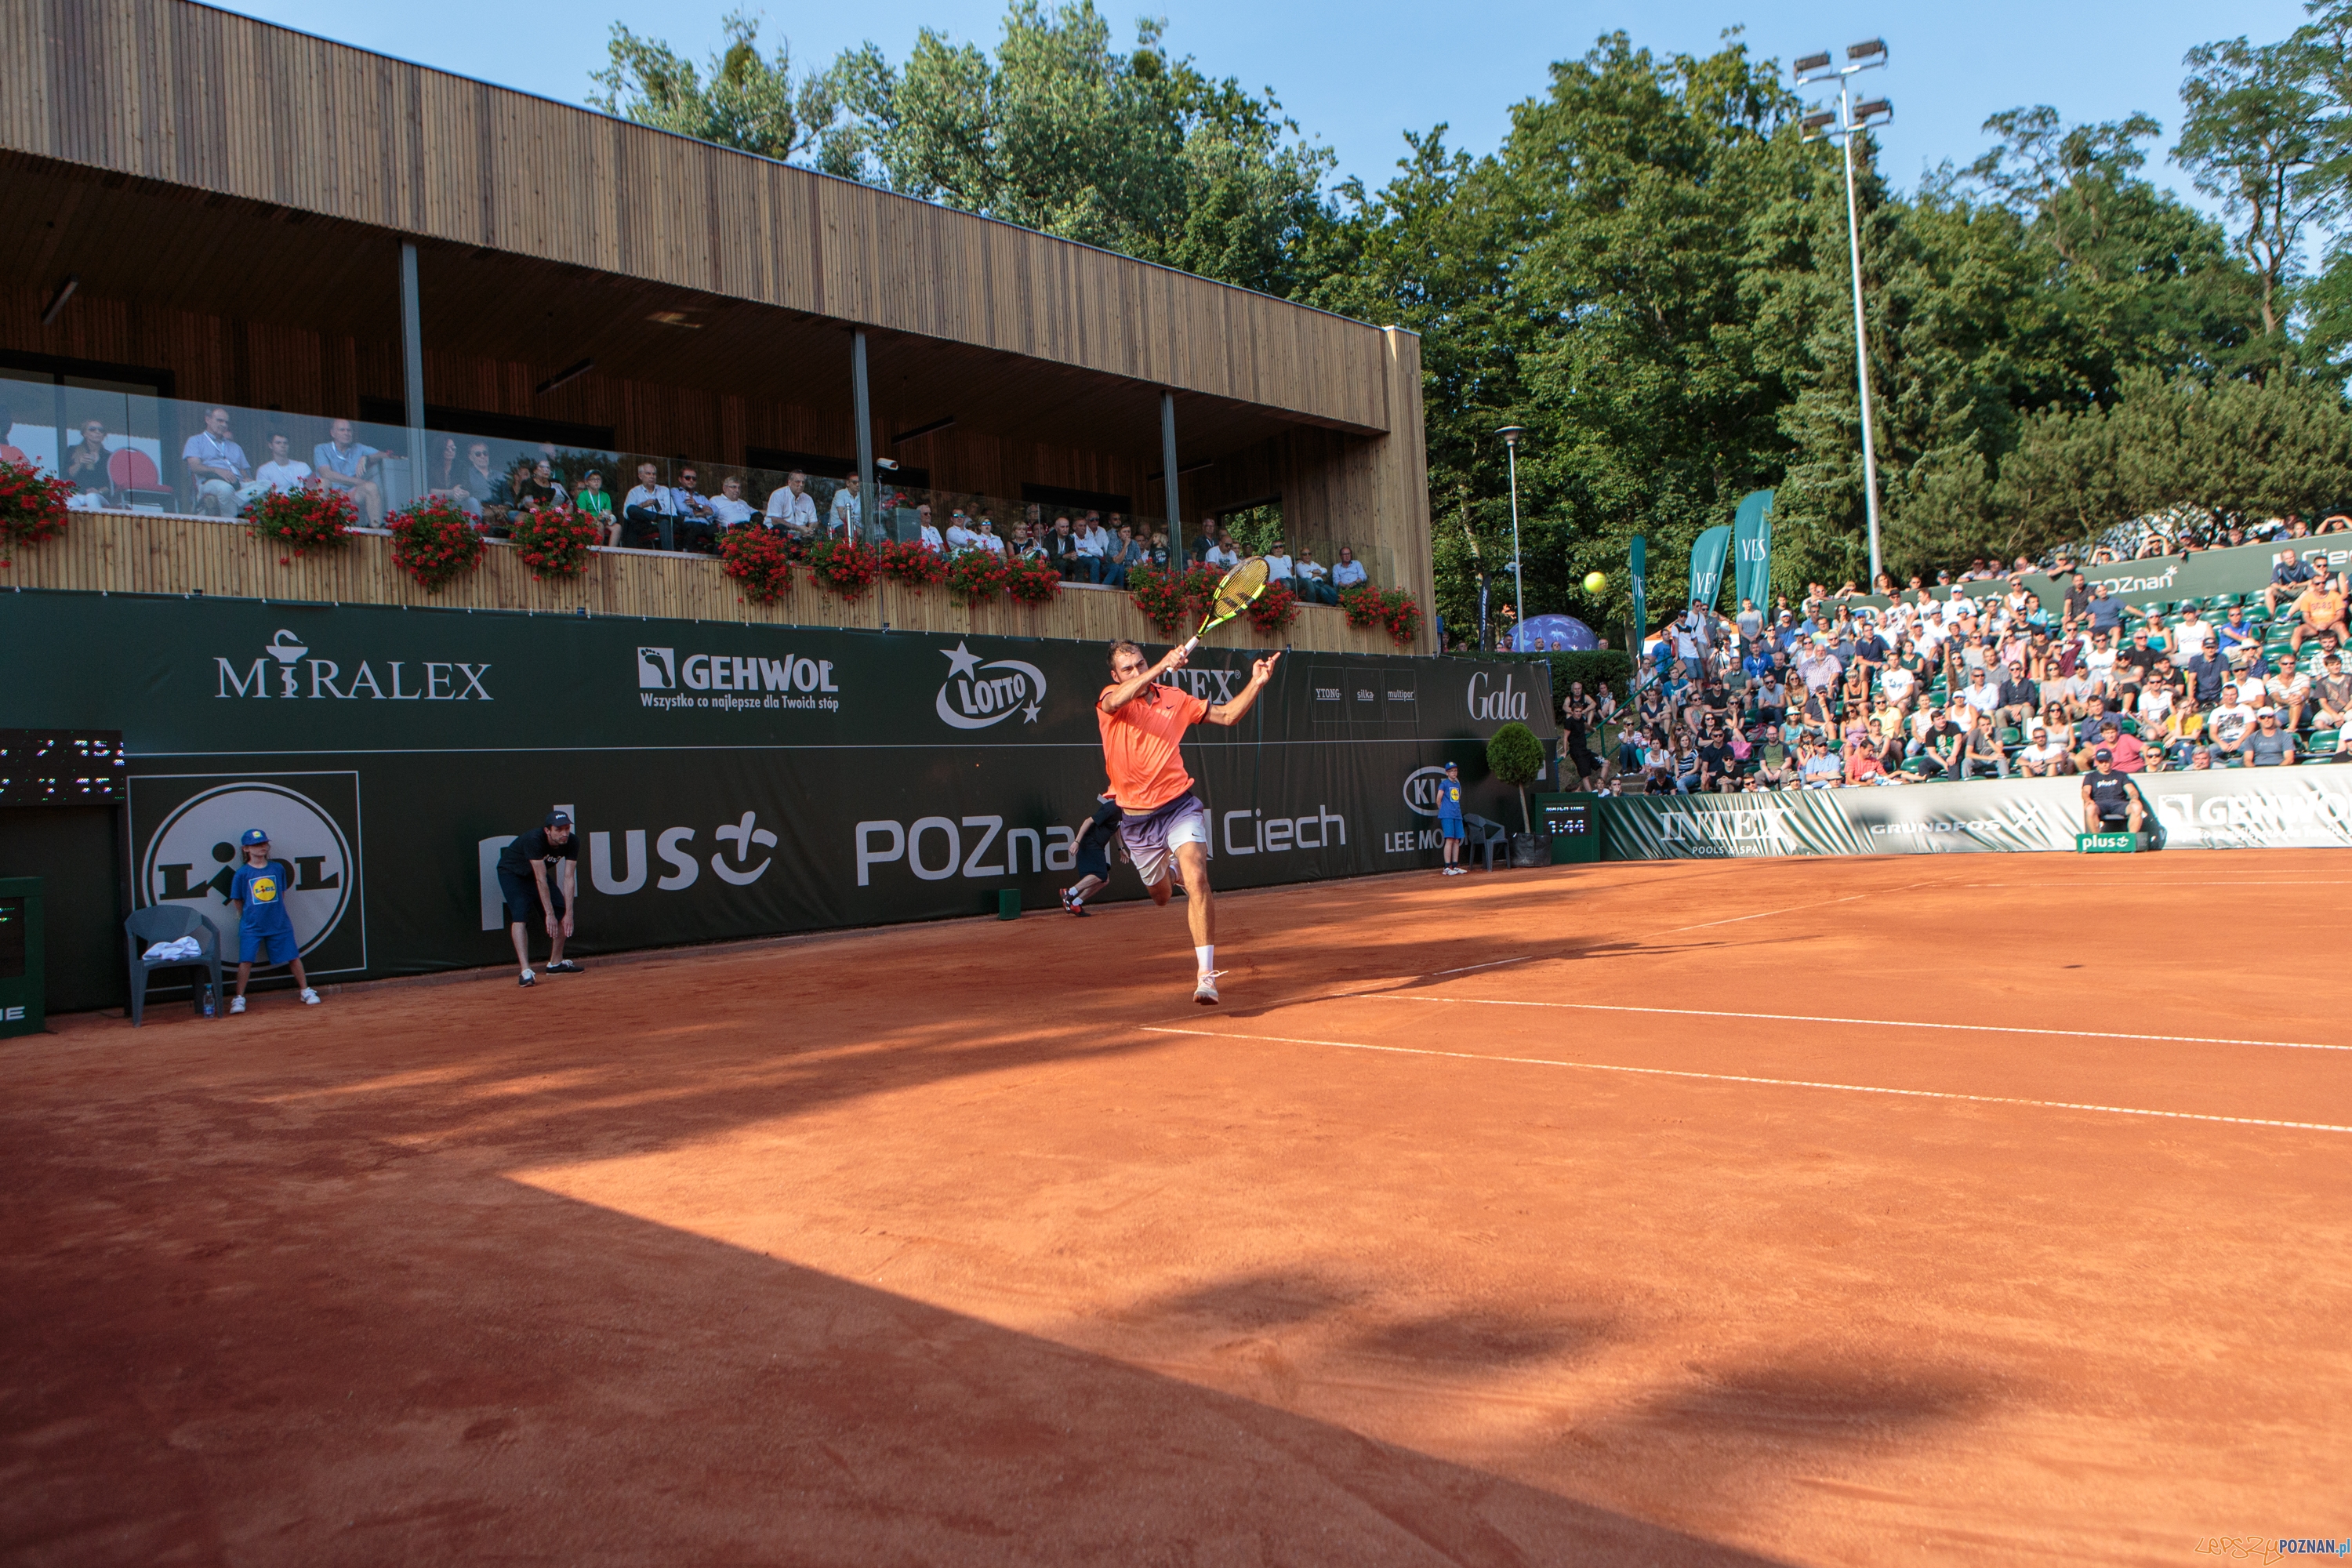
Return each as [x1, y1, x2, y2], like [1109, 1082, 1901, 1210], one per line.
[2289, 571, 2350, 652]
[1045, 514, 1080, 575]
[1295, 544, 1335, 604]
[457, 441, 510, 521]
[764, 470, 818, 537]
[2244, 708, 2298, 766]
[1262, 537, 1295, 586]
[708, 474, 757, 532]
[419, 436, 481, 517]
[976, 517, 1007, 556]
[622, 460, 681, 550]
[311, 419, 389, 524]
[1323, 545, 1367, 597]
[575, 470, 615, 544]
[912, 503, 944, 552]
[670, 466, 717, 551]
[2206, 683, 2258, 760]
[1070, 514, 1108, 579]
[827, 472, 862, 538]
[1103, 524, 1146, 586]
[1204, 530, 1240, 572]
[253, 431, 313, 495]
[2016, 723, 2071, 776]
[2081, 750, 2147, 835]
[182, 405, 250, 517]
[512, 457, 563, 514]
[2266, 549, 2318, 614]
[945, 510, 982, 553]
[63, 416, 114, 497]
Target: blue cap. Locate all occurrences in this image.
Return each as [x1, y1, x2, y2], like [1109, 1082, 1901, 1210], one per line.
[240, 828, 270, 846]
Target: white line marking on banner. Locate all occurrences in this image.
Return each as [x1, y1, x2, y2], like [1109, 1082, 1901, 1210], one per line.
[1344, 994, 2352, 1053]
[1138, 1027, 2352, 1136]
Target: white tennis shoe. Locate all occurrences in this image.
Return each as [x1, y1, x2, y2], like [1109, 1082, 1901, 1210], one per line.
[299, 988, 320, 1005]
[1194, 970, 1223, 1005]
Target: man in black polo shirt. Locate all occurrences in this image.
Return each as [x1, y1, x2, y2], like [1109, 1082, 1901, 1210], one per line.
[498, 810, 583, 988]
[2080, 749, 2146, 836]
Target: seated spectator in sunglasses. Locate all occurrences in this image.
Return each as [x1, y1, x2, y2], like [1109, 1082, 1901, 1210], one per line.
[2016, 724, 2071, 776]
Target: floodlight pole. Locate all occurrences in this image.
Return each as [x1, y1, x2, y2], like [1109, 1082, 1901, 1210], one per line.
[1799, 45, 1890, 589]
[1499, 426, 1526, 647]
[1836, 79, 1885, 590]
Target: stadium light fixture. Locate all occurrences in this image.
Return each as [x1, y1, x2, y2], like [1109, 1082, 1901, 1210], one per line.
[1791, 34, 1893, 585]
[1497, 426, 1528, 639]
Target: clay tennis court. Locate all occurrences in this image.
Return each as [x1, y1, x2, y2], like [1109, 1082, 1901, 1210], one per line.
[5, 851, 2346, 1564]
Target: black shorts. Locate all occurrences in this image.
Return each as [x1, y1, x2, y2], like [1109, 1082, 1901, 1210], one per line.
[499, 868, 566, 926]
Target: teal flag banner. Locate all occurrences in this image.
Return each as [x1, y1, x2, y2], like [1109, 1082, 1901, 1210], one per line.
[1687, 525, 1731, 613]
[1731, 490, 1774, 612]
[1628, 535, 1647, 656]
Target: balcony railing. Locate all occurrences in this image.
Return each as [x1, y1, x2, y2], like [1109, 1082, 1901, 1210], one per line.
[1, 378, 1395, 591]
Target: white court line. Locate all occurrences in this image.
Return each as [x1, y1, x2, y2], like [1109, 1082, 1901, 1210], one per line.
[1651, 893, 1866, 935]
[1139, 1026, 2352, 1136]
[1428, 956, 1534, 976]
[1343, 993, 2352, 1054]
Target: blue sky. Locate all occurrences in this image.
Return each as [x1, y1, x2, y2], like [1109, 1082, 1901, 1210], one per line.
[216, 0, 2308, 210]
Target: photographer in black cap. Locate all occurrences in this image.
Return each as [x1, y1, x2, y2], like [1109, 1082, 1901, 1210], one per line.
[498, 810, 583, 987]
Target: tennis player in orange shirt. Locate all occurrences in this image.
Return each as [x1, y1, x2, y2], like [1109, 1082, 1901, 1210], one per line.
[1098, 637, 1281, 1004]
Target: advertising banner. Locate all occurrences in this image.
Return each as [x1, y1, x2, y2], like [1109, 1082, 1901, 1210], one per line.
[1731, 490, 1774, 613]
[1688, 525, 1731, 613]
[0, 590, 1556, 995]
[1599, 770, 2352, 858]
[1857, 535, 2352, 617]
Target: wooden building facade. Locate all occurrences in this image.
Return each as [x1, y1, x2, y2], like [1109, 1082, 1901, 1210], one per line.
[0, 0, 1432, 649]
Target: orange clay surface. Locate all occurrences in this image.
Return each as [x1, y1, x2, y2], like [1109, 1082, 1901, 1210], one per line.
[5, 851, 2349, 1566]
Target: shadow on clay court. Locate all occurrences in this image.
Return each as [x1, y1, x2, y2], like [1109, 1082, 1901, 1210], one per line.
[0, 1095, 1799, 1566]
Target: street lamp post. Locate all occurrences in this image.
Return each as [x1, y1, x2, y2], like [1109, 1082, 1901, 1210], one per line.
[1795, 40, 1893, 587]
[1498, 426, 1526, 648]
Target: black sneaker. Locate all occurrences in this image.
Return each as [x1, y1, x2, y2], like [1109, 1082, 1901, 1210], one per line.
[545, 960, 584, 975]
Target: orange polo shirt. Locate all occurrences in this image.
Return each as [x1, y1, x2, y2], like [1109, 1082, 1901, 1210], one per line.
[1098, 681, 1210, 811]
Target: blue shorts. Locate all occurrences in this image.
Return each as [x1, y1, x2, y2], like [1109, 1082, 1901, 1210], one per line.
[1439, 814, 1465, 840]
[240, 928, 298, 965]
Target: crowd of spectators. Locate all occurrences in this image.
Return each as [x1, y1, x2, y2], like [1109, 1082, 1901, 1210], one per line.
[1585, 569, 2352, 797]
[29, 403, 1381, 596]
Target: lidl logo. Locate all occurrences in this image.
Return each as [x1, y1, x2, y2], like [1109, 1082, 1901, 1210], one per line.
[139, 780, 358, 956]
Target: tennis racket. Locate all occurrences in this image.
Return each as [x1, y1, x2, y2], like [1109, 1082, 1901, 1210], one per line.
[1181, 556, 1271, 655]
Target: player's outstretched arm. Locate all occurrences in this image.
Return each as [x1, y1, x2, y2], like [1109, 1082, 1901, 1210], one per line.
[1100, 644, 1188, 714]
[1207, 652, 1282, 727]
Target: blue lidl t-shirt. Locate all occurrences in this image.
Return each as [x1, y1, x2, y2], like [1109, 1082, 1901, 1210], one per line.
[1436, 779, 1464, 818]
[230, 859, 296, 935]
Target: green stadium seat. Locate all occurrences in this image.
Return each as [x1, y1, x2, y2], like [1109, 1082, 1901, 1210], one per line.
[1901, 756, 1930, 776]
[2207, 593, 2242, 610]
[2314, 729, 2340, 753]
[2119, 717, 2140, 736]
[2000, 726, 2023, 746]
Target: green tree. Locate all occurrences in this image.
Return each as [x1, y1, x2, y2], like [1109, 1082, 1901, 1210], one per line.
[1485, 722, 1544, 834]
[2176, 34, 2334, 340]
[589, 11, 837, 163]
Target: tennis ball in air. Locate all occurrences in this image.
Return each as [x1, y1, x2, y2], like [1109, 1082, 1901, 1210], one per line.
[1583, 571, 1608, 594]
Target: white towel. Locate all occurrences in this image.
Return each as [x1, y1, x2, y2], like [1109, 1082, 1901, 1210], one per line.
[142, 936, 204, 963]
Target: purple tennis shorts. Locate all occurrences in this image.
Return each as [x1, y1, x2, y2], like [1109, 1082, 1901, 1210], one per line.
[1116, 792, 1210, 888]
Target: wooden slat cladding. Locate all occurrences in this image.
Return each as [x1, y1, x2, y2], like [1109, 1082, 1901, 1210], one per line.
[8, 510, 1407, 655]
[4, 0, 1395, 434]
